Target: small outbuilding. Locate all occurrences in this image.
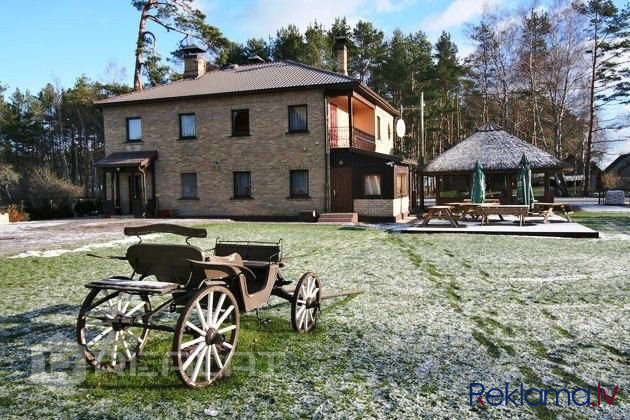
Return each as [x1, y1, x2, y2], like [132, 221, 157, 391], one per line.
[603, 153, 630, 190]
[421, 123, 572, 204]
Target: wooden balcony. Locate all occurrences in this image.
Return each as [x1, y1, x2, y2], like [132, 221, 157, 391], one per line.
[330, 127, 376, 151]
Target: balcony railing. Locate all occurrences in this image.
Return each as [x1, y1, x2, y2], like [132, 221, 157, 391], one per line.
[330, 127, 376, 151]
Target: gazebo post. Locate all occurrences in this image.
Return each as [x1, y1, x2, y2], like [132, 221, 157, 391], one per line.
[544, 172, 551, 202]
[435, 176, 441, 204]
[506, 173, 513, 204]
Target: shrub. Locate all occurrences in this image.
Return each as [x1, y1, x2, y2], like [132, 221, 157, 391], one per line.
[27, 167, 83, 207]
[7, 204, 29, 222]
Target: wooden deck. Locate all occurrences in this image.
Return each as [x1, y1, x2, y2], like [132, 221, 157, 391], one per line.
[395, 215, 599, 238]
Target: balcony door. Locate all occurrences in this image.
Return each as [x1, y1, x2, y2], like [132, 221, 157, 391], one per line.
[331, 167, 353, 212]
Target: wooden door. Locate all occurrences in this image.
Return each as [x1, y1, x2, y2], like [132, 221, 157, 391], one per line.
[331, 167, 353, 212]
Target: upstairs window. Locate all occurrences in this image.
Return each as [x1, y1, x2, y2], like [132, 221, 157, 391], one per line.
[376, 116, 381, 140]
[364, 175, 382, 197]
[179, 113, 196, 139]
[232, 109, 250, 136]
[290, 170, 309, 197]
[233, 171, 251, 198]
[181, 173, 198, 199]
[288, 105, 308, 132]
[127, 117, 142, 141]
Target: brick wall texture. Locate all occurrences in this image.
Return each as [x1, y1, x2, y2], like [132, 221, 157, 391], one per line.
[103, 90, 327, 217]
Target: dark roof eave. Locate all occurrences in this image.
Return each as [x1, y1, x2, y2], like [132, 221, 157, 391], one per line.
[356, 83, 399, 116]
[94, 82, 358, 108]
[420, 165, 573, 175]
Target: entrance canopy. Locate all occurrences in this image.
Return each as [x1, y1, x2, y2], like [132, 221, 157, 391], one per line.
[95, 150, 157, 169]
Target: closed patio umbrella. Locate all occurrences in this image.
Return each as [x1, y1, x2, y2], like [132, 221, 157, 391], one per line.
[471, 160, 485, 203]
[516, 154, 535, 210]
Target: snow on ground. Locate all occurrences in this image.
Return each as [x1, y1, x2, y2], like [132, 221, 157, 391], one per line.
[0, 217, 231, 257]
[0, 217, 627, 418]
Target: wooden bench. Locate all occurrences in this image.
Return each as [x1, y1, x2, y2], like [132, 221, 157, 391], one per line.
[421, 205, 459, 227]
[532, 203, 573, 223]
[476, 205, 529, 226]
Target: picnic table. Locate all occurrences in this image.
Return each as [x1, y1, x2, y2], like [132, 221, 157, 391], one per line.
[477, 205, 529, 226]
[446, 202, 501, 221]
[532, 203, 573, 223]
[421, 205, 460, 227]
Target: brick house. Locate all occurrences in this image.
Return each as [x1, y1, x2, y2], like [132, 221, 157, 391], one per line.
[95, 42, 413, 222]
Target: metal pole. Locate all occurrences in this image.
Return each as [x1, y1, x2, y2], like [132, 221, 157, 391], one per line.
[419, 91, 425, 210]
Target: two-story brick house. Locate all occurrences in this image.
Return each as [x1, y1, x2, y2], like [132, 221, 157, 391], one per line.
[95, 42, 412, 222]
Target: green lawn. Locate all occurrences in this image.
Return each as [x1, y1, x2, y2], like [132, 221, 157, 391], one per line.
[0, 215, 628, 418]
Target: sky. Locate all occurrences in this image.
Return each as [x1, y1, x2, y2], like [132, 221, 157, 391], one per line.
[0, 0, 627, 163]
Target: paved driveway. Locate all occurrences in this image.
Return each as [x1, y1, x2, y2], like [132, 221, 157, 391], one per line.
[0, 218, 226, 257]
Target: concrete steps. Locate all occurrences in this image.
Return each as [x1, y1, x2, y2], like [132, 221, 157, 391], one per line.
[318, 213, 358, 223]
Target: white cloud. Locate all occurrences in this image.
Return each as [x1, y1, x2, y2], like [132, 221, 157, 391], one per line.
[422, 0, 501, 34]
[232, 0, 416, 39]
[374, 0, 416, 12]
[234, 0, 365, 37]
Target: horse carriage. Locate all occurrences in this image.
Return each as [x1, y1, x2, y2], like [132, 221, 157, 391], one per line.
[76, 224, 358, 388]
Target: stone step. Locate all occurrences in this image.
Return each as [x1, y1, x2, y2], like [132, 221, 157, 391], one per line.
[318, 213, 358, 223]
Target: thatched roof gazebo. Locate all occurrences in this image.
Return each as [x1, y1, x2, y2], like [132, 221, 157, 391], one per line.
[422, 123, 572, 204]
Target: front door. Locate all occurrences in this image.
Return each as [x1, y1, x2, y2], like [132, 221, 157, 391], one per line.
[331, 167, 353, 212]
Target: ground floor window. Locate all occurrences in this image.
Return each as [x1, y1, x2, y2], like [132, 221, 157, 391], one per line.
[180, 173, 198, 198]
[233, 171, 251, 198]
[290, 170, 309, 197]
[364, 174, 382, 197]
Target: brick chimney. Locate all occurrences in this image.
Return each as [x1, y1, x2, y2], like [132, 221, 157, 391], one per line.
[334, 36, 348, 75]
[181, 44, 207, 79]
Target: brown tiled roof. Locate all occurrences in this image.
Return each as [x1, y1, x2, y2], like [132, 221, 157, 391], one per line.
[95, 150, 157, 168]
[95, 61, 358, 105]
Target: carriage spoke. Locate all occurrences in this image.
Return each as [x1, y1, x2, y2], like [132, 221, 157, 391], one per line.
[217, 325, 236, 334]
[212, 294, 226, 326]
[295, 305, 305, 320]
[87, 327, 113, 346]
[181, 336, 205, 349]
[296, 299, 306, 304]
[311, 288, 319, 298]
[221, 342, 233, 350]
[182, 343, 206, 371]
[205, 343, 212, 379]
[298, 308, 306, 329]
[125, 302, 146, 317]
[191, 346, 207, 383]
[185, 321, 205, 336]
[211, 344, 223, 369]
[126, 329, 144, 344]
[206, 292, 214, 328]
[214, 305, 234, 329]
[307, 277, 315, 296]
[121, 332, 132, 360]
[96, 331, 113, 364]
[195, 303, 208, 330]
[111, 331, 120, 366]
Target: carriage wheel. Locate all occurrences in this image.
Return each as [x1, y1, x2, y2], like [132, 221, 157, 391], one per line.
[172, 285, 240, 388]
[76, 288, 151, 370]
[291, 272, 321, 333]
